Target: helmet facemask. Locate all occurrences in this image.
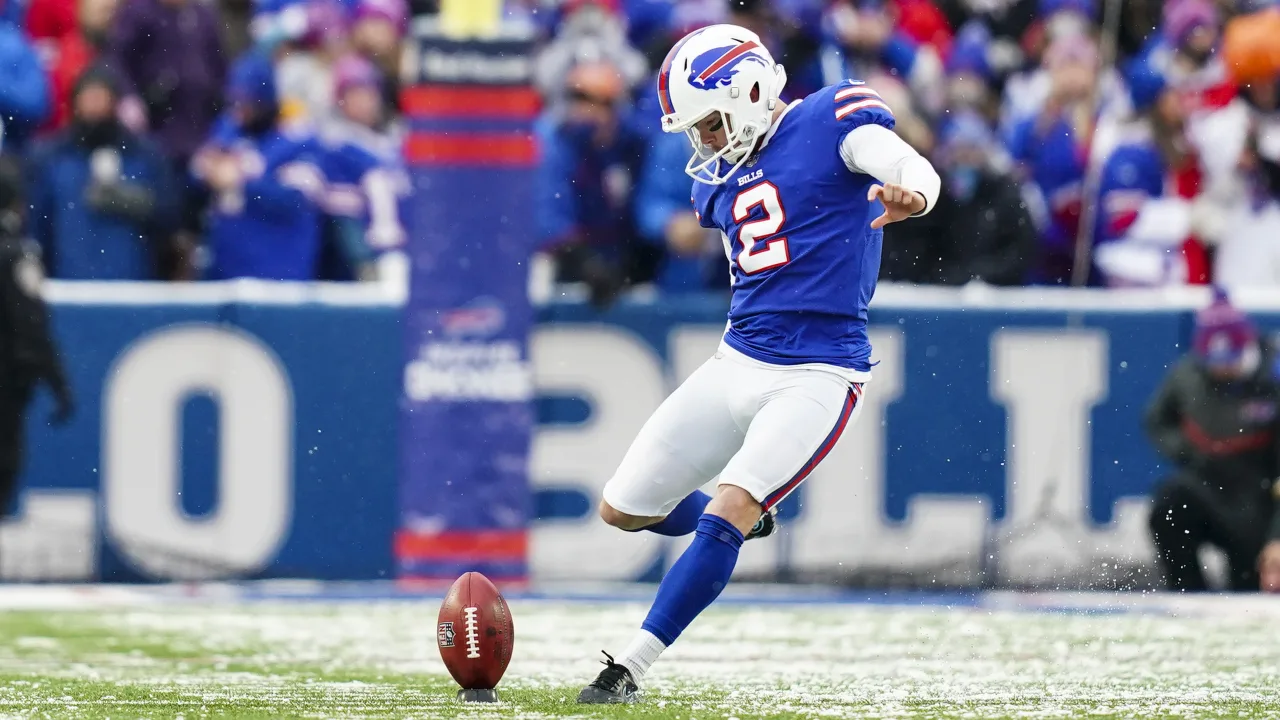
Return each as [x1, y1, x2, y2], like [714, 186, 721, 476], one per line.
[659, 38, 787, 186]
[680, 106, 765, 185]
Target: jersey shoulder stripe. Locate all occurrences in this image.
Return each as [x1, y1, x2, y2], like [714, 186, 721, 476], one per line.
[833, 81, 892, 120]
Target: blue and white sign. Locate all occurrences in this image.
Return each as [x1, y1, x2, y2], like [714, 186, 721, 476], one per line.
[8, 282, 1267, 587]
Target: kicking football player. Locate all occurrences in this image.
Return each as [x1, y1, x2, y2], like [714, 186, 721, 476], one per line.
[577, 24, 940, 703]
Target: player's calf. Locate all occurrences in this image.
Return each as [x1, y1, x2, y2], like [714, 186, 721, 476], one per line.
[704, 484, 765, 537]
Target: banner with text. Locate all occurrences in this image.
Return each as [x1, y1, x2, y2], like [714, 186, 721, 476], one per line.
[398, 23, 538, 584]
[15, 285, 1280, 588]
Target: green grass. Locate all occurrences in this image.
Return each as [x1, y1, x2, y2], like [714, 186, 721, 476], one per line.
[0, 596, 1276, 718]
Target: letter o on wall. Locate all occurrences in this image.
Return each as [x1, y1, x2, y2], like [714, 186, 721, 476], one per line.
[103, 325, 293, 580]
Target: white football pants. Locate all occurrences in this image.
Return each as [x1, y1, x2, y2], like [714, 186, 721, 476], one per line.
[602, 342, 865, 517]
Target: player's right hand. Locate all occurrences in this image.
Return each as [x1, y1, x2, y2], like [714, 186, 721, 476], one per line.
[867, 183, 926, 229]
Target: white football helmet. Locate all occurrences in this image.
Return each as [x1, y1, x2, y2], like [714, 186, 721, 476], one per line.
[657, 24, 787, 185]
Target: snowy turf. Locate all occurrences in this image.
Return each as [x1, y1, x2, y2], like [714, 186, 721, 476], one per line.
[0, 585, 1276, 718]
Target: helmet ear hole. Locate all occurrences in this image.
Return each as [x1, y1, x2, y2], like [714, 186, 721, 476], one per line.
[750, 83, 760, 103]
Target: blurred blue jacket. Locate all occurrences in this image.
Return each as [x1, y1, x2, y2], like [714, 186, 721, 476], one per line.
[0, 19, 51, 148]
[534, 109, 647, 254]
[26, 132, 176, 279]
[634, 128, 721, 292]
[195, 114, 329, 280]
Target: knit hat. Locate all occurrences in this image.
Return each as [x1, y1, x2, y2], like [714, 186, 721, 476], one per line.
[333, 53, 382, 98]
[227, 51, 278, 107]
[72, 64, 122, 101]
[1193, 289, 1258, 368]
[947, 22, 993, 81]
[1163, 0, 1218, 48]
[1123, 57, 1168, 112]
[1039, 0, 1094, 18]
[354, 0, 408, 34]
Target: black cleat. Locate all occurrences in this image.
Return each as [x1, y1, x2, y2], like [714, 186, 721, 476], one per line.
[577, 651, 640, 704]
[746, 508, 777, 540]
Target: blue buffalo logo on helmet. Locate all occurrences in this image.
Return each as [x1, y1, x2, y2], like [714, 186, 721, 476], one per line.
[687, 41, 770, 91]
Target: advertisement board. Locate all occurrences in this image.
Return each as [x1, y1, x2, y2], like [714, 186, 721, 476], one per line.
[9, 283, 1262, 588]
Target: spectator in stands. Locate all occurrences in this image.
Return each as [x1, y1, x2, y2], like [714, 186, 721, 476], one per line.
[319, 54, 407, 282]
[1147, 0, 1227, 102]
[1145, 292, 1280, 592]
[26, 0, 77, 50]
[1212, 117, 1280, 286]
[267, 0, 349, 127]
[108, 0, 227, 278]
[823, 0, 945, 130]
[192, 51, 328, 280]
[726, 0, 826, 100]
[937, 0, 1035, 50]
[634, 129, 720, 292]
[535, 59, 649, 307]
[533, 0, 648, 117]
[37, 0, 117, 133]
[26, 67, 177, 280]
[1000, 0, 1130, 140]
[883, 111, 1034, 285]
[108, 0, 227, 165]
[945, 21, 998, 121]
[1006, 33, 1096, 284]
[0, 6, 52, 148]
[1092, 60, 1208, 286]
[350, 0, 408, 104]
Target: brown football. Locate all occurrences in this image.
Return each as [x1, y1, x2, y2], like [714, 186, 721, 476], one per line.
[437, 571, 514, 690]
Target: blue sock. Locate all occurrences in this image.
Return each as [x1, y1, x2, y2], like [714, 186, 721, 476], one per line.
[643, 490, 711, 537]
[640, 514, 743, 645]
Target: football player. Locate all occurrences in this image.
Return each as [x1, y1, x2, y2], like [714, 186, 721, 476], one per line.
[578, 24, 941, 703]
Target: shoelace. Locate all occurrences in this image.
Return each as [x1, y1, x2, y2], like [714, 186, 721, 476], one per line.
[592, 651, 633, 692]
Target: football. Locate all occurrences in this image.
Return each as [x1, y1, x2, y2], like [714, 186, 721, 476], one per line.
[437, 571, 515, 691]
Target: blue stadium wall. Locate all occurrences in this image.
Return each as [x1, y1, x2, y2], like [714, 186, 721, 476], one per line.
[9, 283, 1267, 587]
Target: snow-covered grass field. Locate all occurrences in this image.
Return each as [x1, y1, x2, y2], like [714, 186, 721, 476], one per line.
[0, 585, 1277, 719]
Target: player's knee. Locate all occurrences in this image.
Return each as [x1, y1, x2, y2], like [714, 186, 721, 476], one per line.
[706, 485, 763, 536]
[598, 500, 651, 531]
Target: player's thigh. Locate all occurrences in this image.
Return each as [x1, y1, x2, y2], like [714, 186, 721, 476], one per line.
[720, 370, 862, 511]
[603, 357, 746, 517]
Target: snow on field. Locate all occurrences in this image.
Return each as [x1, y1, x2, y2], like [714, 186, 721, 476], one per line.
[0, 585, 1276, 718]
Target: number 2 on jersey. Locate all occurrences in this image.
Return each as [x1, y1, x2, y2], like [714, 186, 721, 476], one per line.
[733, 181, 790, 274]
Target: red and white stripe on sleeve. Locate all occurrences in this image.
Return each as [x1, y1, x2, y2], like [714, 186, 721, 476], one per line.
[834, 84, 892, 121]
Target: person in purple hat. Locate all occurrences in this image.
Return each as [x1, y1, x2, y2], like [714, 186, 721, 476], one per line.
[350, 0, 405, 79]
[317, 53, 406, 282]
[1145, 289, 1280, 593]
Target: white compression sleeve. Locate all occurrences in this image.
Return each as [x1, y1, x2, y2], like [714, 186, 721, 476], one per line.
[839, 124, 941, 216]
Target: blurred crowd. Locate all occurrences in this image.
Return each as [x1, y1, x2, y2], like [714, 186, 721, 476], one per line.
[1, 0, 412, 282]
[8, 0, 1280, 291]
[530, 0, 1280, 299]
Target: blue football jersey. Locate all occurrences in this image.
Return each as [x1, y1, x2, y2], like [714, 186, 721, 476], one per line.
[197, 115, 329, 281]
[321, 121, 410, 252]
[692, 80, 895, 372]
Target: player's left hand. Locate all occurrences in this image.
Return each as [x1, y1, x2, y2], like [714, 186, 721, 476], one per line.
[867, 183, 926, 229]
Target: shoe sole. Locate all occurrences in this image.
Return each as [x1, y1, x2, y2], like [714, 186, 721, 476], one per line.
[576, 687, 639, 704]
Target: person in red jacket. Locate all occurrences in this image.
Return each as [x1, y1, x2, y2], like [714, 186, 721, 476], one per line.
[32, 0, 118, 132]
